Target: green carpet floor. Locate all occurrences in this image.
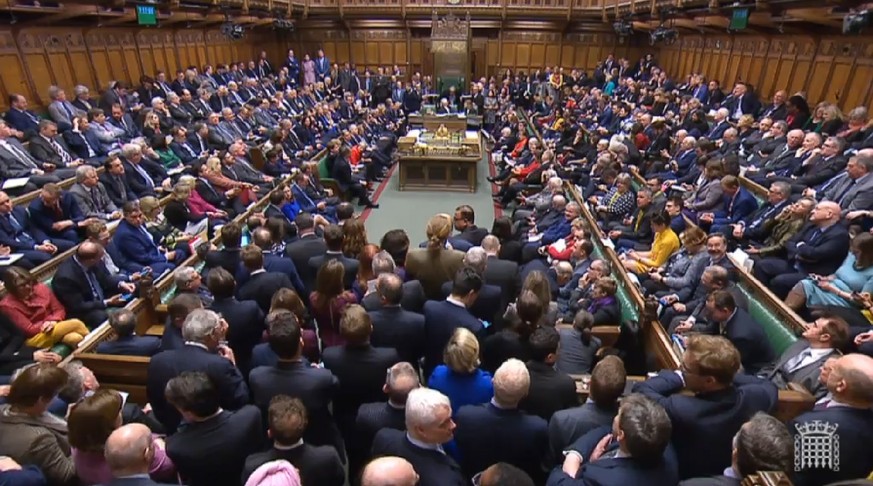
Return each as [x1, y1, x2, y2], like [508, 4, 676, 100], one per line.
[363, 152, 497, 245]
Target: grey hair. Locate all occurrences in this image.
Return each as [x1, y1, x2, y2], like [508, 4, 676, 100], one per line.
[371, 250, 396, 276]
[181, 308, 221, 342]
[150, 97, 164, 108]
[405, 387, 451, 430]
[57, 360, 86, 403]
[121, 143, 141, 158]
[47, 85, 63, 100]
[73, 85, 90, 97]
[75, 165, 96, 183]
[463, 247, 487, 275]
[174, 266, 200, 289]
[492, 358, 530, 407]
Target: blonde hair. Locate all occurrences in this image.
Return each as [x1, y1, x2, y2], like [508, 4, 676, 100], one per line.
[425, 213, 452, 252]
[685, 334, 741, 384]
[443, 327, 480, 374]
[139, 196, 160, 217]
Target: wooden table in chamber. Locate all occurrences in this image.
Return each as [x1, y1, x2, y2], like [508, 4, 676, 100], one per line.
[398, 151, 480, 192]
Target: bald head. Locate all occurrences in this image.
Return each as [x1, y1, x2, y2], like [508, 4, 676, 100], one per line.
[830, 353, 873, 406]
[105, 423, 153, 476]
[481, 235, 500, 255]
[361, 456, 418, 486]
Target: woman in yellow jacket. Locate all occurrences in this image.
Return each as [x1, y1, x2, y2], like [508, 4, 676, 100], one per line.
[621, 212, 679, 275]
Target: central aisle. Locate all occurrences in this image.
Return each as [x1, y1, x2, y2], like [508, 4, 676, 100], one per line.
[363, 154, 498, 245]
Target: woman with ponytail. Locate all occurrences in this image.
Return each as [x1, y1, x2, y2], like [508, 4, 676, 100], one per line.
[480, 290, 543, 374]
[556, 310, 601, 374]
[404, 213, 465, 299]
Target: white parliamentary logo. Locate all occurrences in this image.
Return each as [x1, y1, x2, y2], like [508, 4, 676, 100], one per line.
[794, 421, 840, 472]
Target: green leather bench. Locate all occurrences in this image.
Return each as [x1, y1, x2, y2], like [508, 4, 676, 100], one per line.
[735, 283, 798, 355]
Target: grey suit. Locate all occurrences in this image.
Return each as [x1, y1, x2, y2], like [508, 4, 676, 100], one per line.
[822, 172, 873, 215]
[47, 100, 84, 127]
[0, 138, 61, 186]
[69, 182, 118, 219]
[757, 340, 836, 400]
[548, 400, 617, 464]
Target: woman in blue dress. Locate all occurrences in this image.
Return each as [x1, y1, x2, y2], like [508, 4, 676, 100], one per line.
[785, 232, 873, 312]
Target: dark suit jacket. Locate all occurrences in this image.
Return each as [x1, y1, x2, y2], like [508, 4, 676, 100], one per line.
[371, 429, 466, 486]
[721, 308, 775, 375]
[520, 361, 579, 421]
[788, 406, 873, 486]
[4, 108, 39, 137]
[28, 134, 75, 166]
[100, 173, 137, 208]
[237, 270, 294, 313]
[618, 205, 657, 243]
[454, 403, 548, 481]
[321, 344, 401, 419]
[102, 477, 177, 486]
[241, 444, 345, 486]
[679, 476, 741, 486]
[546, 425, 679, 486]
[483, 256, 519, 304]
[633, 371, 778, 479]
[249, 360, 343, 452]
[423, 300, 484, 377]
[309, 251, 359, 289]
[209, 297, 265, 375]
[367, 305, 425, 365]
[356, 401, 406, 460]
[440, 281, 503, 323]
[51, 257, 123, 318]
[455, 226, 488, 246]
[165, 407, 263, 486]
[95, 335, 161, 357]
[64, 130, 107, 158]
[204, 247, 241, 275]
[146, 344, 250, 433]
[28, 193, 84, 237]
[285, 234, 327, 291]
[0, 206, 48, 252]
[548, 401, 618, 464]
[361, 280, 426, 314]
[785, 222, 850, 277]
[113, 220, 170, 269]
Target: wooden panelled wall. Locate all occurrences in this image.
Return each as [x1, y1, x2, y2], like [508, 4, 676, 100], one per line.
[657, 35, 873, 113]
[285, 29, 642, 81]
[0, 27, 274, 111]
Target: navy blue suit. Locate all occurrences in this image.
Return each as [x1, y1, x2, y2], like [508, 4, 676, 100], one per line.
[545, 425, 679, 486]
[27, 193, 83, 248]
[454, 403, 548, 482]
[0, 207, 53, 267]
[423, 300, 483, 378]
[710, 188, 759, 234]
[121, 159, 160, 198]
[753, 222, 850, 298]
[371, 429, 466, 486]
[789, 405, 873, 486]
[209, 297, 265, 376]
[95, 335, 161, 356]
[368, 305, 425, 366]
[235, 252, 305, 298]
[146, 344, 250, 434]
[51, 257, 125, 328]
[633, 371, 777, 479]
[4, 108, 40, 137]
[112, 220, 175, 276]
[440, 281, 503, 323]
[720, 308, 775, 374]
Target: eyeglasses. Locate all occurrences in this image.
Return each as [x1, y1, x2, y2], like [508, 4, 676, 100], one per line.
[472, 472, 483, 486]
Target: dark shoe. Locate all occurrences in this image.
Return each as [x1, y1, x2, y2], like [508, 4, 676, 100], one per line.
[365, 202, 380, 209]
[486, 176, 496, 183]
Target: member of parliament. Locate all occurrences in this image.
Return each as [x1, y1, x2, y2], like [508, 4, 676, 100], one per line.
[0, 0, 873, 485]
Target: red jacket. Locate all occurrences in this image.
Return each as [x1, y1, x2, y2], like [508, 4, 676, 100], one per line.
[0, 283, 67, 337]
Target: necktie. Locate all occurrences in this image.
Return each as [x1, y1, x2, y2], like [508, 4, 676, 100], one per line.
[183, 143, 196, 158]
[784, 349, 813, 373]
[85, 268, 104, 301]
[61, 102, 74, 120]
[5, 213, 32, 246]
[49, 137, 72, 164]
[134, 164, 155, 189]
[634, 211, 643, 231]
[80, 133, 96, 157]
[1, 141, 37, 169]
[90, 188, 101, 212]
[835, 180, 855, 206]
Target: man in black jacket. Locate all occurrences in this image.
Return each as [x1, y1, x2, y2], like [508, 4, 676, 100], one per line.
[371, 387, 466, 486]
[520, 326, 579, 421]
[241, 395, 345, 486]
[165, 371, 263, 486]
[356, 361, 419, 460]
[237, 245, 294, 313]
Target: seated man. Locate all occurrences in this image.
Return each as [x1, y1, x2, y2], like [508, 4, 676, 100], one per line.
[64, 115, 109, 167]
[120, 143, 168, 199]
[607, 187, 657, 252]
[112, 201, 179, 276]
[51, 241, 135, 328]
[4, 94, 41, 138]
[788, 353, 873, 486]
[95, 308, 161, 356]
[0, 190, 59, 268]
[548, 394, 677, 485]
[0, 120, 63, 188]
[99, 155, 137, 209]
[757, 313, 848, 399]
[633, 335, 777, 480]
[69, 164, 121, 221]
[699, 175, 758, 235]
[752, 201, 849, 298]
[27, 120, 81, 180]
[28, 183, 94, 250]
